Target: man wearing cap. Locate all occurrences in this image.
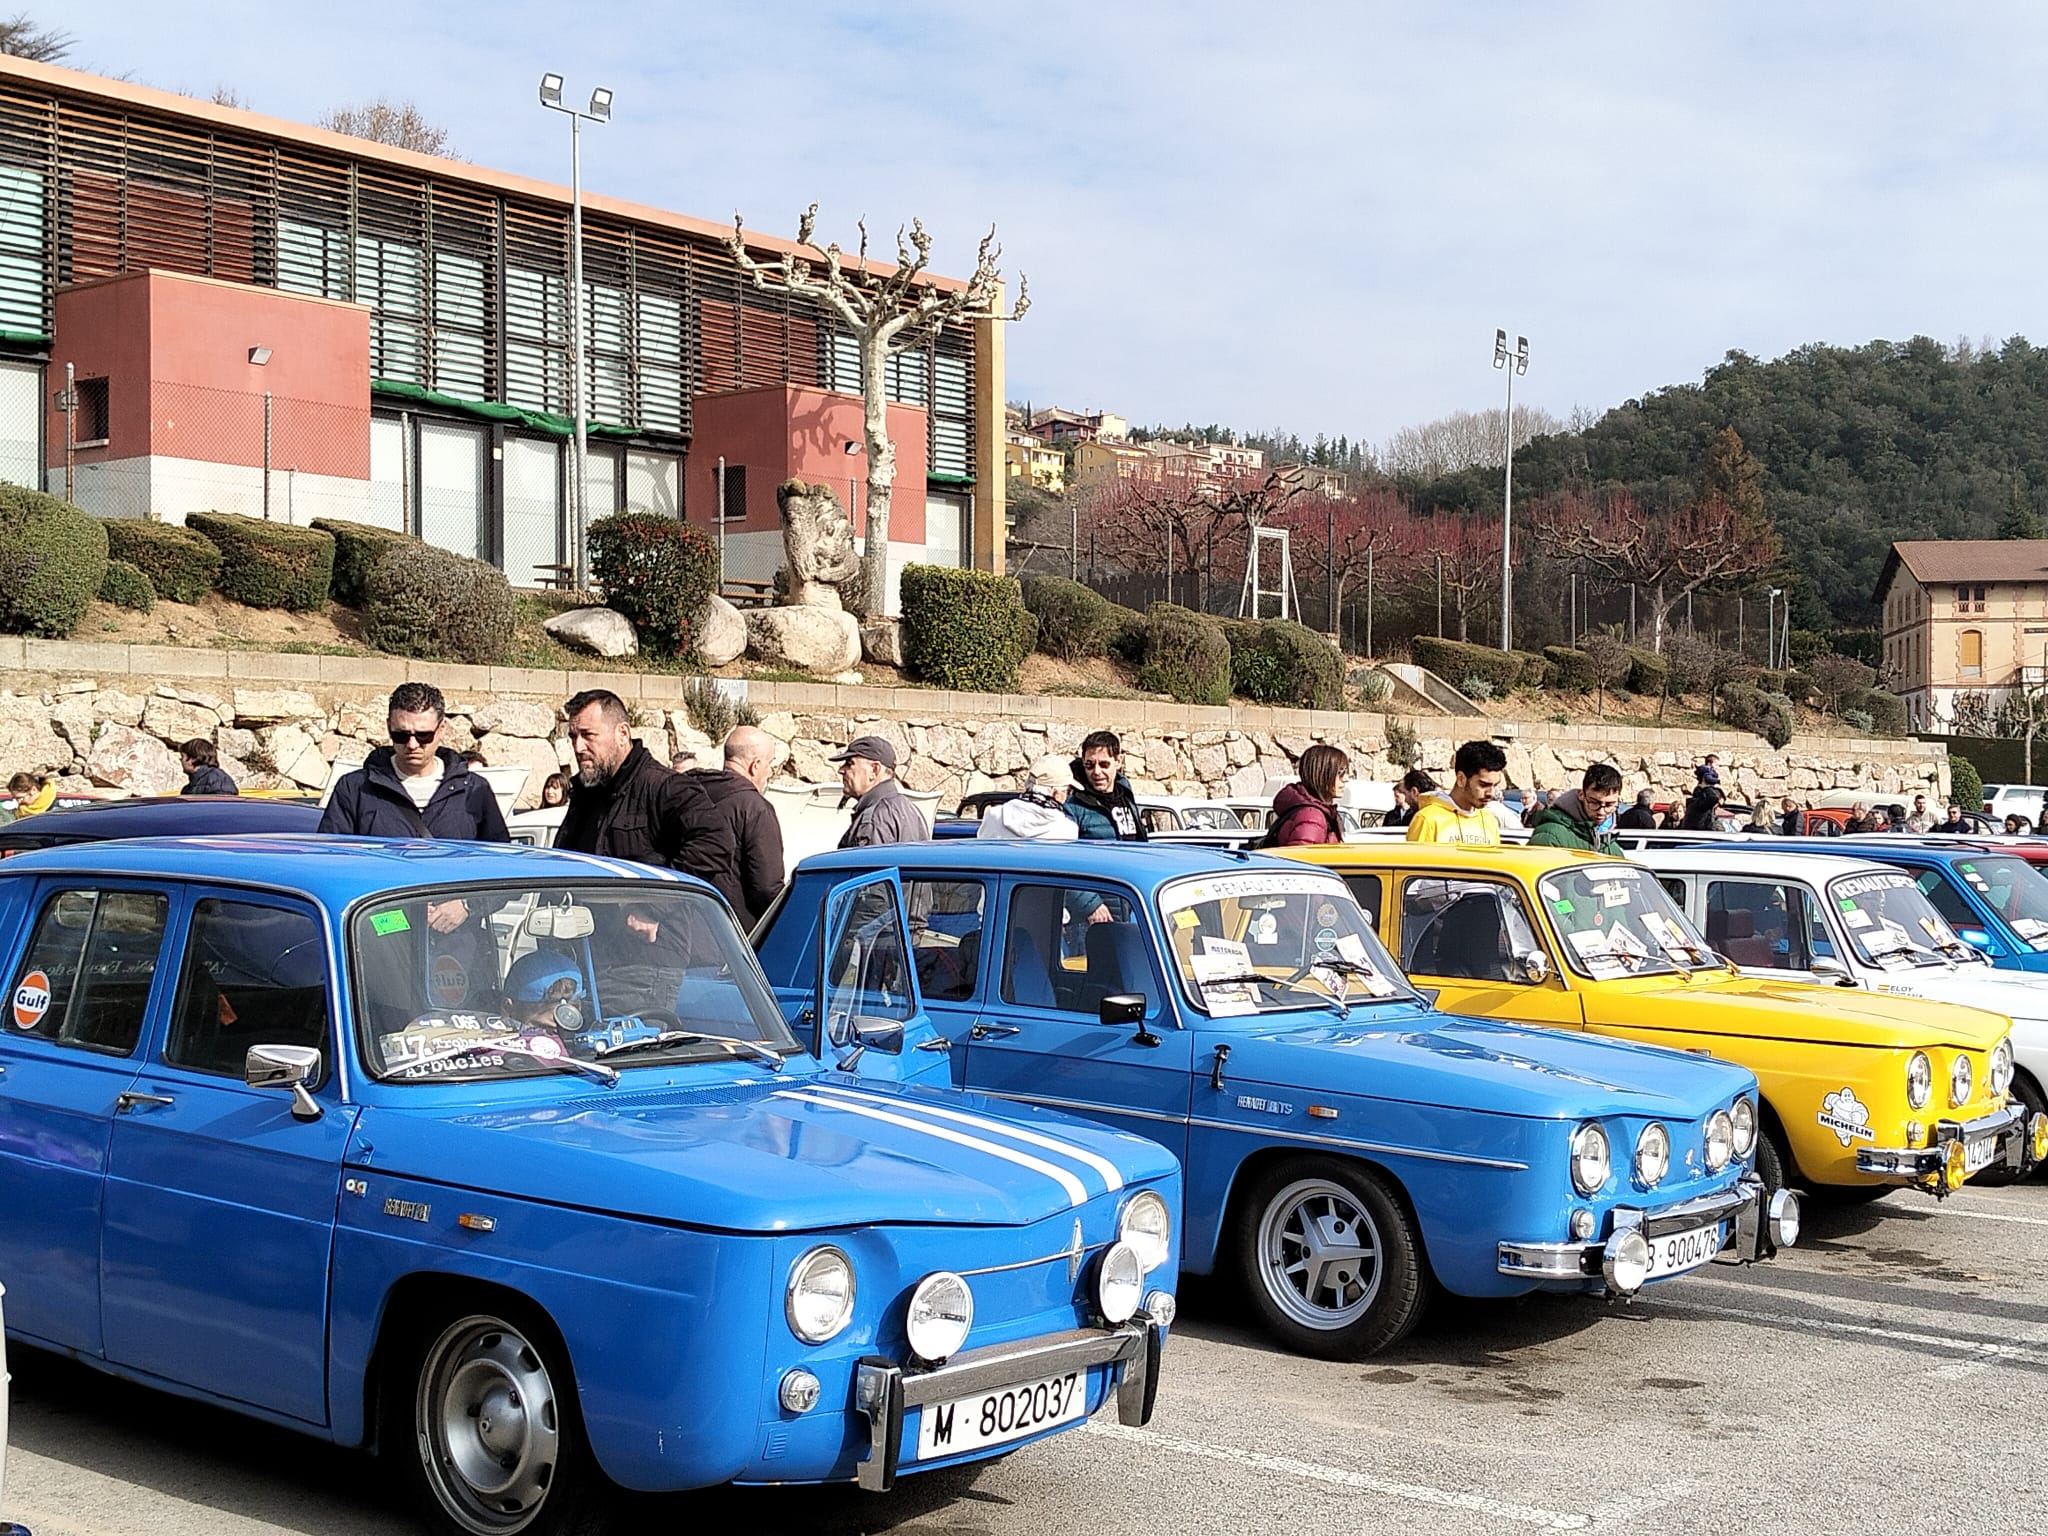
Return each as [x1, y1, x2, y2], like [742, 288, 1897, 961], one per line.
[834, 735, 927, 847]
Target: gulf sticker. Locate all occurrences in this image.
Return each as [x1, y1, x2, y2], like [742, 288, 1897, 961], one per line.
[429, 952, 470, 1008]
[12, 969, 50, 1029]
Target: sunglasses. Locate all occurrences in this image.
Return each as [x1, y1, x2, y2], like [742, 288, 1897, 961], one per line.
[389, 728, 439, 746]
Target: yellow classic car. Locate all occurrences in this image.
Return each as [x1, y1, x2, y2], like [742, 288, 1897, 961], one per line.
[1280, 842, 2045, 1198]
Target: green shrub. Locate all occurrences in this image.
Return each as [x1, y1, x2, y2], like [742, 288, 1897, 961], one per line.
[1355, 670, 1393, 706]
[1412, 636, 1522, 693]
[1842, 707, 1876, 734]
[1226, 618, 1343, 708]
[1625, 647, 1669, 696]
[99, 558, 155, 612]
[587, 512, 719, 658]
[313, 518, 416, 607]
[900, 564, 1032, 692]
[681, 675, 760, 738]
[1543, 645, 1597, 691]
[1721, 682, 1794, 749]
[1108, 610, 1149, 664]
[1950, 753, 1984, 811]
[1136, 602, 1230, 705]
[361, 543, 516, 664]
[1460, 675, 1497, 702]
[1846, 686, 1907, 737]
[1508, 649, 1550, 688]
[186, 511, 333, 611]
[102, 518, 221, 604]
[1021, 575, 1123, 662]
[0, 484, 108, 637]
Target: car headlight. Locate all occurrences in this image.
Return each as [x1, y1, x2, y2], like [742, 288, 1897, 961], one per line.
[1730, 1097, 1757, 1159]
[1634, 1122, 1670, 1188]
[905, 1271, 973, 1363]
[1704, 1109, 1734, 1172]
[1570, 1122, 1610, 1195]
[1095, 1240, 1144, 1324]
[786, 1246, 856, 1343]
[1118, 1190, 1172, 1273]
[1990, 1038, 2014, 1098]
[1950, 1052, 1974, 1107]
[1906, 1051, 1932, 1110]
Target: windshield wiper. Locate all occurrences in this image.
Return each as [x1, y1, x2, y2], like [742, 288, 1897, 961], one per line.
[1309, 956, 1411, 1002]
[387, 1034, 619, 1086]
[595, 1030, 787, 1071]
[1198, 971, 1348, 1017]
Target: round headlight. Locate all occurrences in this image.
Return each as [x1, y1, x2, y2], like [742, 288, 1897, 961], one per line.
[1730, 1097, 1758, 1159]
[1990, 1038, 2014, 1098]
[905, 1271, 973, 1363]
[1570, 1122, 1611, 1195]
[1950, 1052, 1974, 1107]
[1095, 1240, 1144, 1324]
[786, 1246, 856, 1343]
[1602, 1227, 1652, 1295]
[1704, 1109, 1734, 1172]
[1906, 1051, 1932, 1110]
[1634, 1122, 1670, 1188]
[1119, 1190, 1172, 1273]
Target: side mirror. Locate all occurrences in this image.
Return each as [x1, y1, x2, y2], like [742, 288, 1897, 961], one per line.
[1100, 993, 1160, 1048]
[1514, 949, 1551, 984]
[1808, 955, 1856, 986]
[852, 1017, 905, 1055]
[1959, 928, 1998, 953]
[246, 1043, 323, 1121]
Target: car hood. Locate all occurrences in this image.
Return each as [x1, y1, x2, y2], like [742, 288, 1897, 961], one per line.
[1220, 1004, 1755, 1120]
[1583, 973, 2010, 1051]
[351, 1073, 1174, 1233]
[1856, 966, 2045, 1038]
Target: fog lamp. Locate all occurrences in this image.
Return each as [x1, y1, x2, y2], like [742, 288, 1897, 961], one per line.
[778, 1368, 821, 1413]
[1569, 1207, 1596, 1240]
[1096, 1241, 1144, 1324]
[2031, 1112, 2048, 1163]
[1143, 1289, 1178, 1326]
[1768, 1188, 1801, 1249]
[1942, 1138, 1968, 1192]
[1602, 1227, 1652, 1294]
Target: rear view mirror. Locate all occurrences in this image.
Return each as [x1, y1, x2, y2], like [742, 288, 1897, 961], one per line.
[528, 902, 595, 940]
[246, 1043, 323, 1121]
[852, 1017, 905, 1054]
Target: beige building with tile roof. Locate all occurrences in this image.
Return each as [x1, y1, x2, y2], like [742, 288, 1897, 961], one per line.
[1875, 539, 2048, 730]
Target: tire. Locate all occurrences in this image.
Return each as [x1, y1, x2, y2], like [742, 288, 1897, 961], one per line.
[1973, 1070, 2046, 1187]
[1754, 1125, 1789, 1195]
[395, 1306, 612, 1536]
[1234, 1157, 1428, 1360]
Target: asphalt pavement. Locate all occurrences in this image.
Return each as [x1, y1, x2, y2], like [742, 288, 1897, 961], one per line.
[8, 1181, 2047, 1535]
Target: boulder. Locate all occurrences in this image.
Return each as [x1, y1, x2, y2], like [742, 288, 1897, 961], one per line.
[265, 724, 332, 789]
[49, 696, 96, 752]
[232, 688, 322, 725]
[85, 723, 183, 795]
[745, 606, 861, 674]
[142, 694, 227, 748]
[93, 689, 147, 728]
[860, 617, 905, 668]
[545, 606, 639, 658]
[0, 697, 68, 775]
[486, 735, 569, 809]
[696, 594, 748, 667]
[470, 699, 559, 739]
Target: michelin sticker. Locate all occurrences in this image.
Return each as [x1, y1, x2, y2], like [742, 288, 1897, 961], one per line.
[1818, 1086, 1876, 1146]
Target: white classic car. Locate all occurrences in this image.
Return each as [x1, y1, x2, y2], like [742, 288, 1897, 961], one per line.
[1638, 844, 2048, 1178]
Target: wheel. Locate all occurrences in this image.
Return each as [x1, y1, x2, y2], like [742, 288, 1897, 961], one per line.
[1972, 1070, 2046, 1187]
[396, 1307, 612, 1536]
[1754, 1124, 1789, 1195]
[1234, 1157, 1427, 1359]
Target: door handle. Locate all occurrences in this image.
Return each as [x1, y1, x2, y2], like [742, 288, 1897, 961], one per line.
[969, 1023, 1020, 1040]
[914, 1036, 954, 1052]
[115, 1089, 175, 1113]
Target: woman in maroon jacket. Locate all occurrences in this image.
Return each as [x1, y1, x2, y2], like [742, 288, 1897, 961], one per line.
[1268, 744, 1350, 846]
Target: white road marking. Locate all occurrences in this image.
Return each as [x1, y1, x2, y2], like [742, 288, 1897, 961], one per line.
[1914, 1201, 2048, 1229]
[1641, 1294, 2048, 1368]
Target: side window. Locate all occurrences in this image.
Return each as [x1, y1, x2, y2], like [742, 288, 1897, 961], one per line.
[821, 880, 914, 1046]
[7, 887, 170, 1054]
[906, 878, 986, 1004]
[1704, 880, 1804, 970]
[1915, 871, 1981, 931]
[1343, 874, 1383, 926]
[1000, 883, 1145, 1013]
[1399, 877, 1542, 982]
[1657, 877, 1689, 908]
[166, 899, 329, 1077]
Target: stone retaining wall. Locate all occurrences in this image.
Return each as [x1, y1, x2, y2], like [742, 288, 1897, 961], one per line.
[0, 640, 1948, 808]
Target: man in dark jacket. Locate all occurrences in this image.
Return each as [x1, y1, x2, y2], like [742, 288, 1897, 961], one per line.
[319, 683, 509, 844]
[178, 738, 238, 796]
[556, 688, 691, 867]
[1064, 731, 1149, 841]
[1384, 769, 1436, 829]
[1528, 763, 1624, 855]
[1615, 788, 1657, 830]
[672, 724, 786, 928]
[833, 736, 928, 847]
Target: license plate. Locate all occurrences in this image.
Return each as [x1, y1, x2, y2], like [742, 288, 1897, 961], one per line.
[1964, 1135, 2000, 1174]
[914, 1370, 1086, 1460]
[1643, 1220, 1728, 1280]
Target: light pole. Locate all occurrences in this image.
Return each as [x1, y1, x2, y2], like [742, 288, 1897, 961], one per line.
[1766, 586, 1782, 671]
[1493, 329, 1528, 652]
[539, 73, 612, 589]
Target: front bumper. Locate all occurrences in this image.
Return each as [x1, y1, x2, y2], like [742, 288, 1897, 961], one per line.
[1497, 1174, 1793, 1294]
[1855, 1102, 2038, 1191]
[851, 1317, 1163, 1492]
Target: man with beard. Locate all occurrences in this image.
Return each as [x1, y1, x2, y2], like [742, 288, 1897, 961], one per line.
[556, 688, 692, 868]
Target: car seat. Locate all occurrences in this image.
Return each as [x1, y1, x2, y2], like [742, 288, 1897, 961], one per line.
[1705, 906, 1775, 969]
[1081, 922, 1151, 1011]
[1421, 894, 1509, 981]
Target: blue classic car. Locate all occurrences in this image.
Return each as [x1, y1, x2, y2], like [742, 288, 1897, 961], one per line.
[758, 843, 1797, 1359]
[0, 838, 1178, 1533]
[1767, 839, 2048, 973]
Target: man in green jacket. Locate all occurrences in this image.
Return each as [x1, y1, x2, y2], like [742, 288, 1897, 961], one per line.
[1529, 762, 1625, 855]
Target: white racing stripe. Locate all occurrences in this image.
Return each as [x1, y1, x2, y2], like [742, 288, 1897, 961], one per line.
[540, 848, 685, 882]
[805, 1082, 1124, 1193]
[773, 1088, 1089, 1205]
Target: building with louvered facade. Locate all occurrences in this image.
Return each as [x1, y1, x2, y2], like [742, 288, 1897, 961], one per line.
[0, 57, 1005, 595]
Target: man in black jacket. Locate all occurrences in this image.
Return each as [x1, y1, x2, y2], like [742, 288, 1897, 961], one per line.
[672, 724, 786, 927]
[178, 738, 239, 796]
[319, 683, 509, 845]
[556, 688, 691, 868]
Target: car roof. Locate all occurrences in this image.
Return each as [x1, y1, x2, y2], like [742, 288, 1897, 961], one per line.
[1757, 837, 2005, 866]
[1634, 845, 1894, 881]
[799, 840, 1329, 885]
[0, 796, 324, 846]
[1281, 841, 1619, 875]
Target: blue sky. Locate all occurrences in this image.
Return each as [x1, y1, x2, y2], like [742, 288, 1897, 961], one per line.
[60, 2, 2048, 447]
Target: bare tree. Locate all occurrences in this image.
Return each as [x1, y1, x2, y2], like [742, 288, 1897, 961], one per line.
[1379, 405, 1564, 480]
[0, 13, 69, 61]
[318, 98, 453, 156]
[728, 205, 1027, 618]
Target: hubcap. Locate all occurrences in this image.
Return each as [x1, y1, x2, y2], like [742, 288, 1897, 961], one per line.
[1257, 1178, 1384, 1329]
[417, 1317, 561, 1534]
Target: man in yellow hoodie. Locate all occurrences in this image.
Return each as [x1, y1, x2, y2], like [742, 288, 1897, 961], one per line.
[1405, 740, 1506, 845]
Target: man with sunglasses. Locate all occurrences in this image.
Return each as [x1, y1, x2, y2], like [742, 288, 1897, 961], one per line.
[320, 682, 509, 855]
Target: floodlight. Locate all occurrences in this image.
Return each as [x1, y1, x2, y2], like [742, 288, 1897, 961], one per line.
[247, 346, 272, 365]
[539, 73, 564, 107]
[588, 87, 613, 121]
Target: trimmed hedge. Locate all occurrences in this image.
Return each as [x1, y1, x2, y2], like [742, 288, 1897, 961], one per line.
[1509, 649, 1550, 688]
[1411, 636, 1522, 694]
[1543, 645, 1597, 691]
[587, 512, 719, 658]
[99, 558, 156, 612]
[0, 484, 108, 637]
[1846, 686, 1907, 737]
[1625, 647, 1669, 696]
[102, 518, 222, 604]
[1759, 668, 1814, 706]
[313, 518, 416, 607]
[1950, 753, 1984, 811]
[900, 563, 1032, 692]
[186, 511, 333, 611]
[1721, 682, 1794, 749]
[1137, 603, 1230, 705]
[1226, 618, 1343, 708]
[1020, 575, 1125, 662]
[362, 543, 515, 665]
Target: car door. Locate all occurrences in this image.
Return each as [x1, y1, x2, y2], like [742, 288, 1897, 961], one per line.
[813, 869, 949, 1081]
[902, 873, 992, 1083]
[1394, 873, 1586, 1030]
[1908, 863, 2018, 963]
[1700, 876, 1837, 978]
[955, 876, 1193, 1164]
[99, 890, 359, 1424]
[0, 880, 172, 1354]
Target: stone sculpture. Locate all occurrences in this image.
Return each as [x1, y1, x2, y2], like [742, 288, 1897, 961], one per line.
[776, 479, 862, 610]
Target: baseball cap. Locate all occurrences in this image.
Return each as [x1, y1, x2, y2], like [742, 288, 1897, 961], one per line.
[829, 735, 897, 770]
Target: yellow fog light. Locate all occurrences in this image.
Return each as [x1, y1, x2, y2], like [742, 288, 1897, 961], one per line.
[2029, 1112, 2048, 1163]
[1942, 1138, 1969, 1192]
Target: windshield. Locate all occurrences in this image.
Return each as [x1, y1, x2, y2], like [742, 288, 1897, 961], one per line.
[352, 883, 798, 1083]
[1952, 857, 2048, 950]
[1157, 870, 1413, 1015]
[1537, 866, 1718, 979]
[1827, 871, 1971, 968]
